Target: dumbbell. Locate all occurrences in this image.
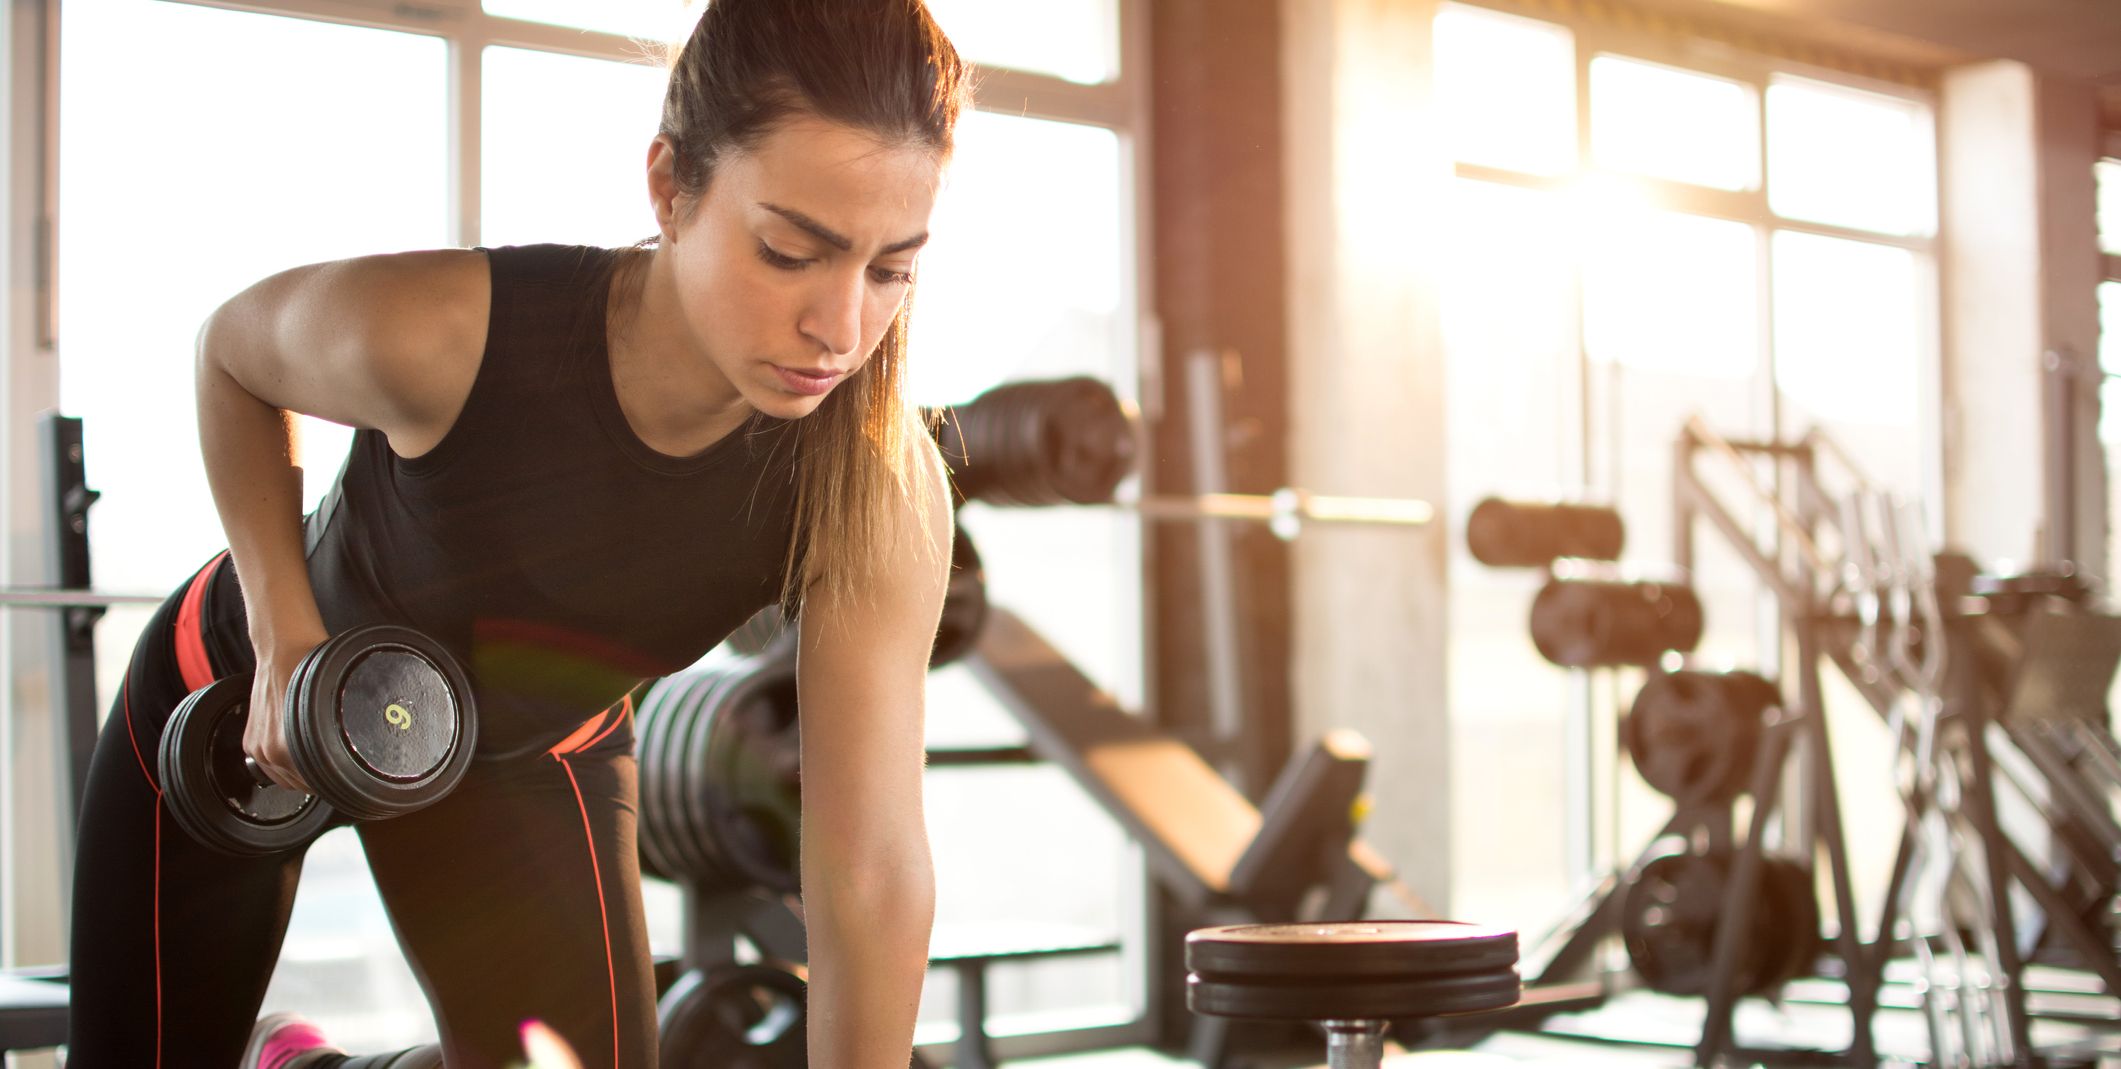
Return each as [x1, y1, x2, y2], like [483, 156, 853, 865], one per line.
[157, 624, 477, 856]
[657, 961, 932, 1069]
[1186, 921, 1520, 1069]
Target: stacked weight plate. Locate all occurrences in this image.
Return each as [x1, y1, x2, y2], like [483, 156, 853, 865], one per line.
[636, 653, 803, 893]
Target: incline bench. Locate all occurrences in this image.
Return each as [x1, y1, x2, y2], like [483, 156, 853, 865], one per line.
[964, 607, 1426, 1063]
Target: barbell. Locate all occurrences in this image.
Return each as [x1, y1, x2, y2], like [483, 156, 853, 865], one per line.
[931, 378, 1435, 538]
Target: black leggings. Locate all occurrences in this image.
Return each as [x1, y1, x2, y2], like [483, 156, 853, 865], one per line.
[66, 557, 658, 1068]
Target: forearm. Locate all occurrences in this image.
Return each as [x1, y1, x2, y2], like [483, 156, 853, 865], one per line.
[195, 329, 325, 648]
[801, 848, 936, 1067]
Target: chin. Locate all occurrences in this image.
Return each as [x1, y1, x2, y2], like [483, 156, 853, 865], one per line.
[750, 390, 832, 422]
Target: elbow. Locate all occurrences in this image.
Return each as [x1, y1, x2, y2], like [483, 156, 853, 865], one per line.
[801, 841, 937, 922]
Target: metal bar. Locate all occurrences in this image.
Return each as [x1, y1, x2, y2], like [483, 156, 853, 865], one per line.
[1697, 716, 1800, 1063]
[1682, 416, 1832, 576]
[1185, 350, 1249, 790]
[1122, 490, 1434, 529]
[923, 746, 1038, 766]
[0, 588, 162, 608]
[1959, 714, 2039, 1059]
[1798, 622, 1879, 1067]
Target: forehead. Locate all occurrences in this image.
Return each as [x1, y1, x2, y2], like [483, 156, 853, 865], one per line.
[716, 115, 944, 238]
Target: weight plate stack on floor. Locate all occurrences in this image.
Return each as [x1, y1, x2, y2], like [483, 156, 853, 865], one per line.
[1185, 920, 1522, 1020]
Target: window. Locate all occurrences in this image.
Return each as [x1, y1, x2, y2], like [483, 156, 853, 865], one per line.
[480, 46, 668, 248]
[1590, 57, 1757, 191]
[43, 0, 1146, 1055]
[2098, 158, 2121, 257]
[1433, 5, 1576, 176]
[1433, 2, 1938, 928]
[59, 0, 450, 1045]
[1767, 75, 1937, 237]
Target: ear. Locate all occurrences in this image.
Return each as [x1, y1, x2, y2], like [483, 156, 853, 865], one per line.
[646, 136, 686, 242]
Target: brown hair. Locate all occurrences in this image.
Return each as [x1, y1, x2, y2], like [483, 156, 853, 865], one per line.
[627, 0, 969, 613]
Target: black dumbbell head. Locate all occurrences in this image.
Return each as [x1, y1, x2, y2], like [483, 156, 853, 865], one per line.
[157, 674, 334, 856]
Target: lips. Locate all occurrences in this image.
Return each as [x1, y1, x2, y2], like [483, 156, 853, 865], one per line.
[771, 363, 845, 397]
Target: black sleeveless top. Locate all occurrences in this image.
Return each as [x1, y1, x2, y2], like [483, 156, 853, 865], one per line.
[207, 244, 800, 758]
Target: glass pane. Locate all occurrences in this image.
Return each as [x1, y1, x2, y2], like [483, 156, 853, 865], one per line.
[60, 0, 449, 1049]
[2104, 280, 2121, 378]
[2100, 159, 2121, 258]
[483, 0, 701, 44]
[1773, 230, 1927, 491]
[1767, 75, 1936, 237]
[1591, 55, 1758, 191]
[906, 109, 1141, 1022]
[1583, 204, 1759, 376]
[924, 0, 1120, 84]
[911, 110, 1136, 703]
[1434, 3, 1577, 176]
[481, 47, 669, 248]
[1440, 179, 1580, 928]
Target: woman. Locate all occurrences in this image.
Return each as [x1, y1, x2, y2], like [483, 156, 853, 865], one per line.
[65, 1, 967, 1065]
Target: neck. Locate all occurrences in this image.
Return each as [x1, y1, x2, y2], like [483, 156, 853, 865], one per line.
[606, 245, 753, 454]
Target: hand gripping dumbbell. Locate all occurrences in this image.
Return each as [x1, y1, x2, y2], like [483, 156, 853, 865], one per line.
[157, 625, 477, 856]
[1185, 921, 1521, 1069]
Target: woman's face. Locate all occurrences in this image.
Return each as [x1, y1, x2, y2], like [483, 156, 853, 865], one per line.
[652, 115, 943, 421]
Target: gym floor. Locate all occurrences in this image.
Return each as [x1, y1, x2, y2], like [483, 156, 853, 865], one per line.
[1012, 976, 2121, 1068]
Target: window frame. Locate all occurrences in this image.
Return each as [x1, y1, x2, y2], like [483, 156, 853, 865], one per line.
[11, 0, 1157, 1056]
[1436, 1, 1945, 892]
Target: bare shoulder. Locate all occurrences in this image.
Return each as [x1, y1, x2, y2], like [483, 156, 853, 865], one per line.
[206, 249, 491, 453]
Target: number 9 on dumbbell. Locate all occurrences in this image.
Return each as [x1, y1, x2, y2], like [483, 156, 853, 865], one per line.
[157, 625, 477, 856]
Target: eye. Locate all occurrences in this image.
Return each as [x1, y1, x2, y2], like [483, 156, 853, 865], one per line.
[755, 241, 809, 270]
[869, 265, 915, 286]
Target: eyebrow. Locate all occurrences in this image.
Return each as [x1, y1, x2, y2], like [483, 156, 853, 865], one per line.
[760, 202, 929, 256]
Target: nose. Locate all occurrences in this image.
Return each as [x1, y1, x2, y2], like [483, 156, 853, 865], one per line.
[799, 268, 865, 358]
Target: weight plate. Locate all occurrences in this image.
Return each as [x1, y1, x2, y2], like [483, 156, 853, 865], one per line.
[658, 964, 808, 1069]
[1186, 920, 1518, 981]
[1621, 847, 1794, 998]
[646, 669, 728, 883]
[158, 675, 333, 856]
[633, 672, 699, 882]
[1466, 497, 1625, 568]
[930, 524, 988, 669]
[1761, 857, 1822, 988]
[706, 655, 804, 893]
[1531, 578, 1704, 668]
[289, 625, 476, 822]
[722, 605, 793, 659]
[1620, 851, 1728, 996]
[1623, 671, 1770, 804]
[1187, 968, 1521, 1020]
[683, 664, 758, 885]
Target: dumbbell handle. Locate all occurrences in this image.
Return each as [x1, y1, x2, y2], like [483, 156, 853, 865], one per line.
[242, 755, 308, 796]
[1321, 1020, 1388, 1069]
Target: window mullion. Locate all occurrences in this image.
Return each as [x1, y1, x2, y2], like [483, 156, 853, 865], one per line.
[450, 35, 481, 247]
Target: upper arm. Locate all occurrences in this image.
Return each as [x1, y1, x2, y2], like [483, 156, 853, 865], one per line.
[794, 430, 953, 866]
[196, 249, 491, 457]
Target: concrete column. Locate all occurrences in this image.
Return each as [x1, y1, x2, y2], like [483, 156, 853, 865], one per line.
[1940, 60, 2107, 573]
[1281, 0, 1454, 915]
[4, 0, 64, 980]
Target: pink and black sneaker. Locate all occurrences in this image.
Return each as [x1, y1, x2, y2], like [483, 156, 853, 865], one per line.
[240, 1012, 342, 1069]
